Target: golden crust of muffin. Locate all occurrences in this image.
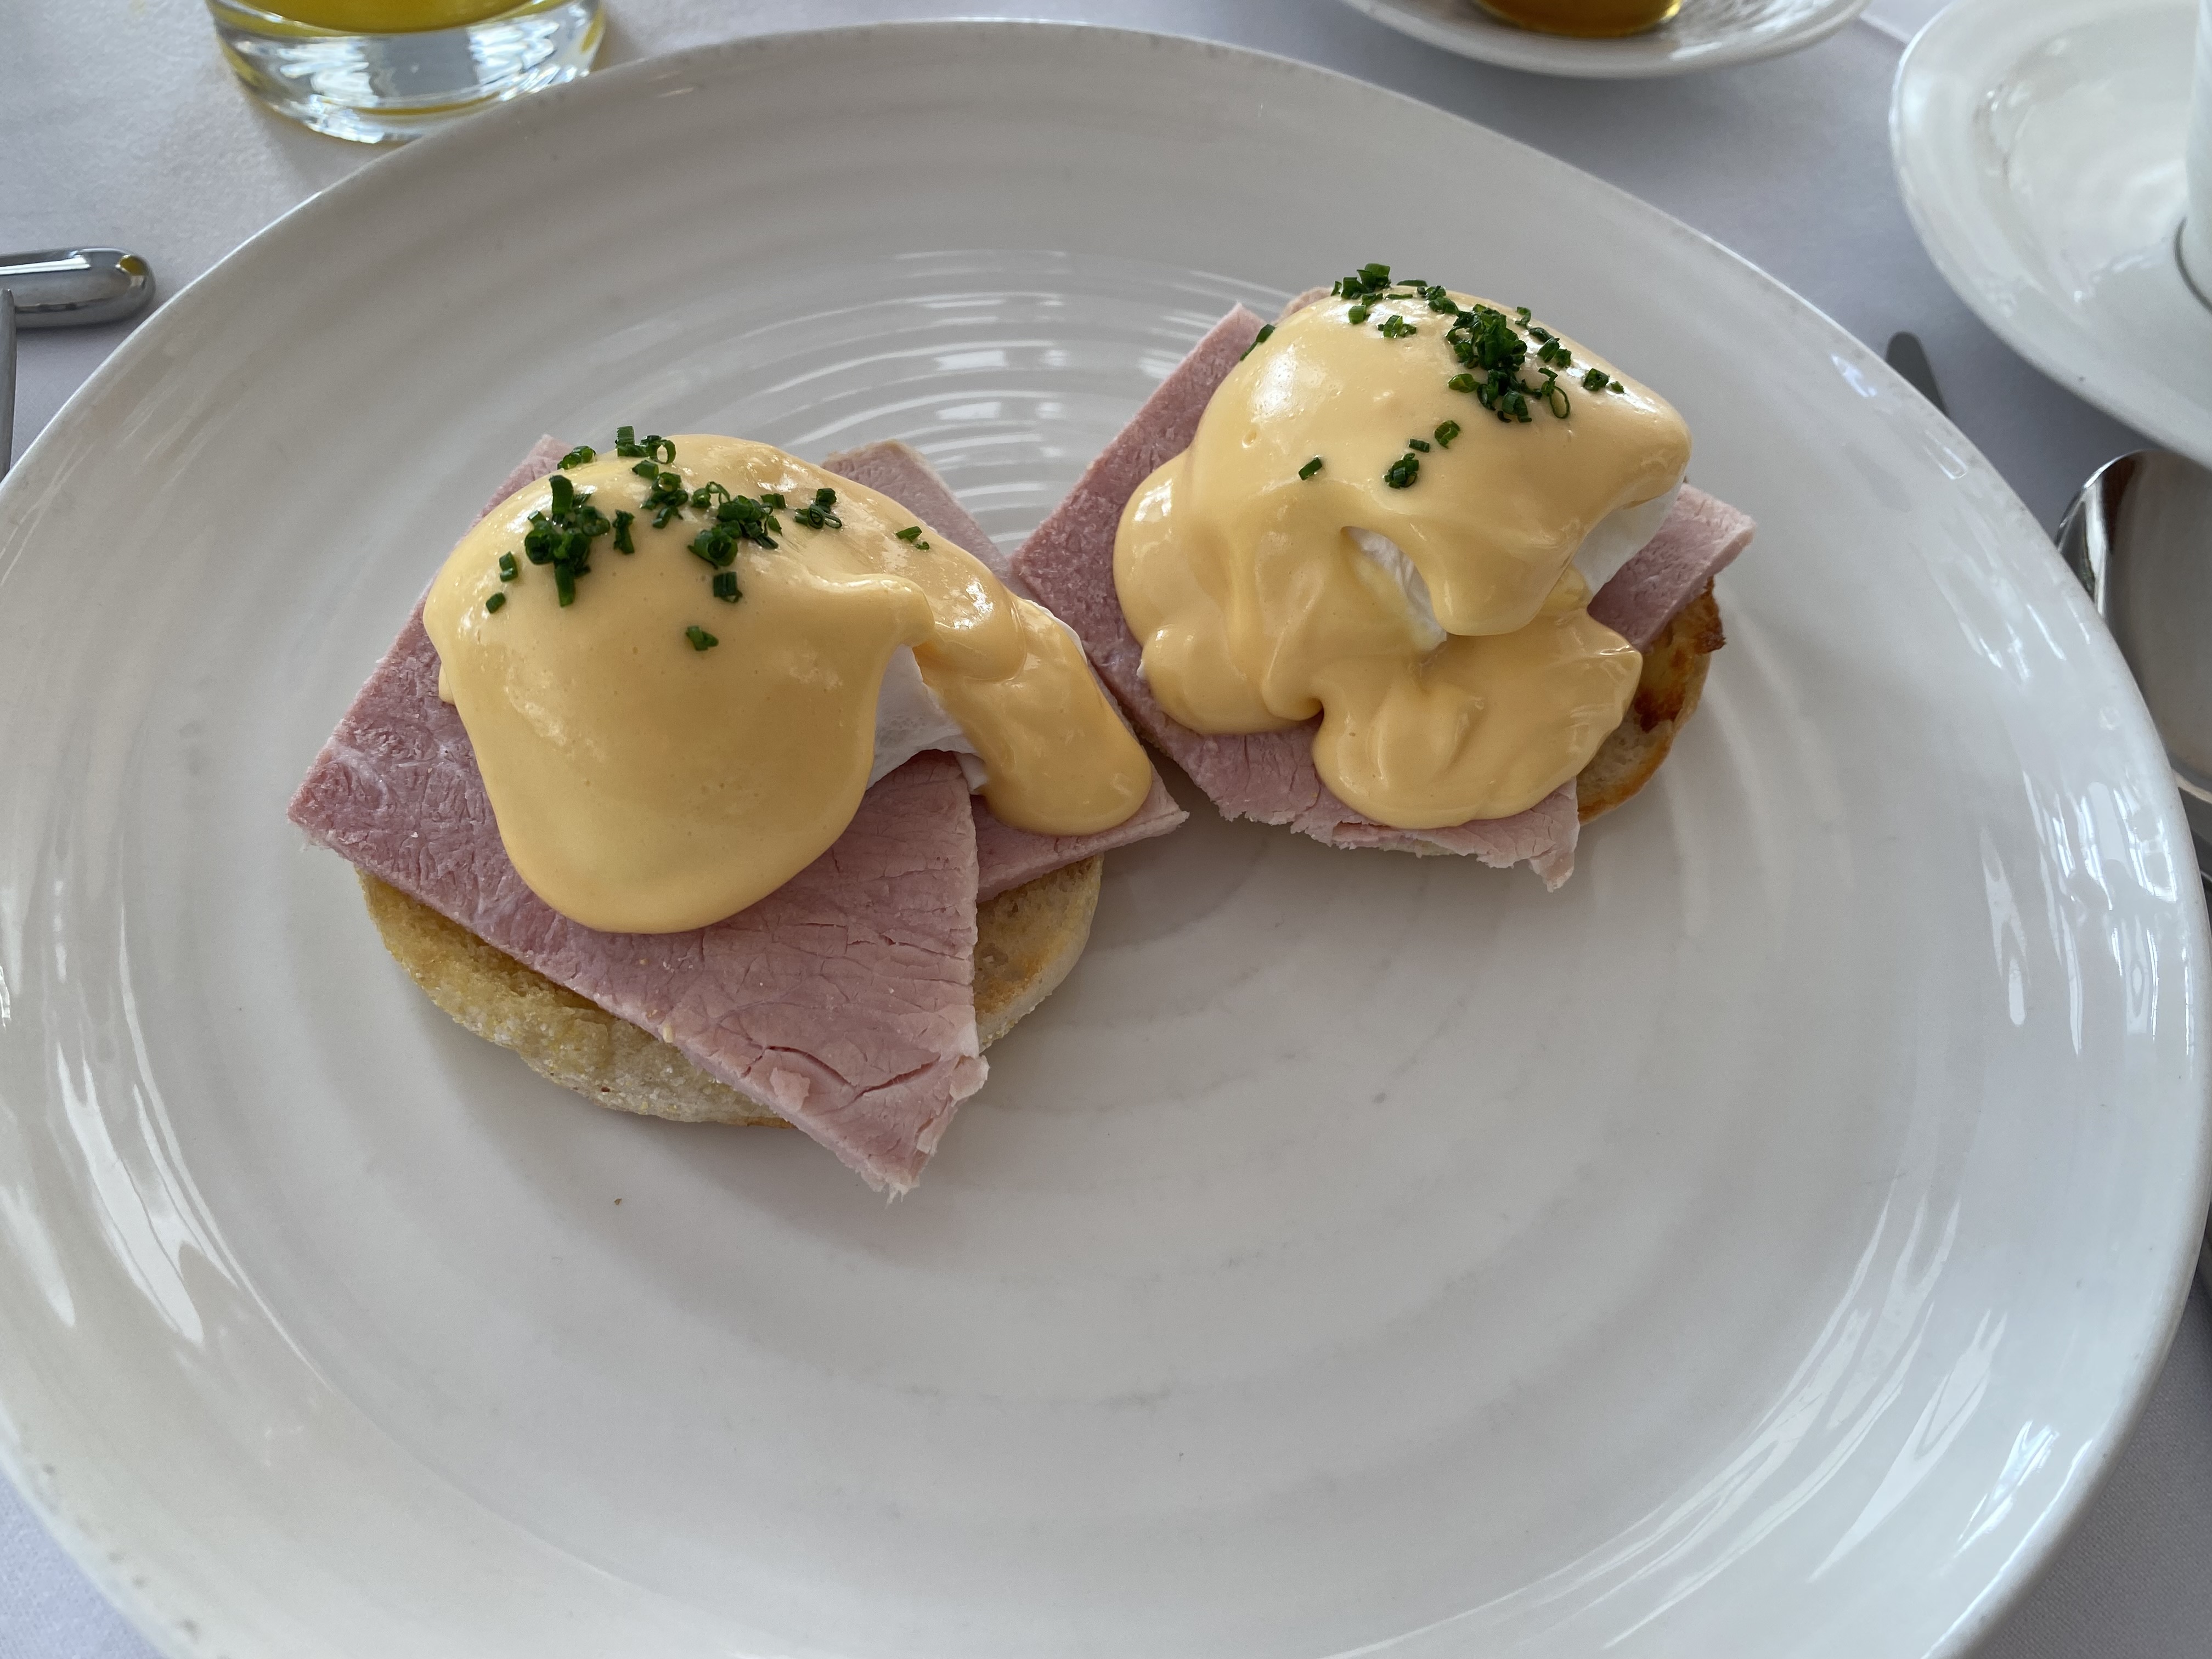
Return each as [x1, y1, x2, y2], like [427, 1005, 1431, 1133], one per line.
[1577, 583, 1724, 823]
[359, 855, 1103, 1126]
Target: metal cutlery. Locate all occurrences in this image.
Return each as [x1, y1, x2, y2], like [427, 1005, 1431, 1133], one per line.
[1, 247, 156, 480]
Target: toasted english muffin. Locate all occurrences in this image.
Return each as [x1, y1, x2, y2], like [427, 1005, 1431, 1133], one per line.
[360, 856, 1103, 1126]
[1577, 582, 1723, 823]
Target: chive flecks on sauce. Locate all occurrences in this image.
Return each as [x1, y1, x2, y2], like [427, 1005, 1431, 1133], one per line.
[712, 571, 741, 602]
[895, 525, 932, 549]
[613, 428, 675, 464]
[558, 445, 596, 469]
[1407, 437, 1431, 453]
[792, 487, 842, 531]
[1299, 456, 1324, 481]
[497, 552, 518, 582]
[1314, 265, 1625, 468]
[1239, 323, 1276, 361]
[484, 591, 506, 613]
[685, 625, 718, 651]
[517, 470, 615, 606]
[641, 469, 690, 529]
[611, 510, 635, 553]
[689, 490, 785, 569]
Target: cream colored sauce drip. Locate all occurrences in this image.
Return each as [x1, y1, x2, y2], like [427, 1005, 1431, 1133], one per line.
[425, 437, 1150, 934]
[1113, 291, 1691, 828]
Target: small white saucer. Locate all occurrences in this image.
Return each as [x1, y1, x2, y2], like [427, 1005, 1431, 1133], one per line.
[1894, 0, 2212, 466]
[1335, 0, 1868, 78]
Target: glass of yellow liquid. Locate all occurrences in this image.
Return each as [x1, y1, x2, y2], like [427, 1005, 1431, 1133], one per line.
[207, 0, 603, 144]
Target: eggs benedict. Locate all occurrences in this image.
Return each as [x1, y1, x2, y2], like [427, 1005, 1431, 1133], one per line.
[1012, 267, 1756, 883]
[291, 435, 1186, 1192]
[1116, 275, 1690, 828]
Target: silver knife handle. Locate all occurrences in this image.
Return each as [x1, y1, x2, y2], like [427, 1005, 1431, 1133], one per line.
[0, 248, 156, 331]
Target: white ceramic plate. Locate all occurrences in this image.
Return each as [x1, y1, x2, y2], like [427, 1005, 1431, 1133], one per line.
[1, 22, 2204, 1659]
[1893, 0, 2212, 467]
[1337, 0, 1867, 78]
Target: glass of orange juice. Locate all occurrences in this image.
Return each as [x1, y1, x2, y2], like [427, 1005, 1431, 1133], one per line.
[207, 0, 603, 144]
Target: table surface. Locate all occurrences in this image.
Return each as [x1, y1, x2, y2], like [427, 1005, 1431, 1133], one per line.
[5, 2, 2210, 1655]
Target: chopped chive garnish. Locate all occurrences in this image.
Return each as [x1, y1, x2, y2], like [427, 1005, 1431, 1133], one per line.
[1610, 379, 1624, 393]
[641, 469, 689, 529]
[689, 489, 782, 567]
[760, 491, 786, 510]
[1581, 367, 1609, 390]
[690, 480, 731, 511]
[1330, 262, 1393, 300]
[1383, 453, 1420, 489]
[712, 570, 740, 602]
[685, 625, 718, 651]
[1407, 437, 1431, 452]
[792, 486, 842, 531]
[484, 591, 506, 613]
[1378, 315, 1417, 340]
[1447, 373, 1477, 393]
[611, 509, 634, 553]
[1346, 304, 1372, 325]
[1299, 456, 1324, 481]
[1240, 322, 1277, 361]
[646, 436, 675, 464]
[1434, 420, 1461, 448]
[631, 459, 658, 478]
[558, 445, 596, 469]
[894, 525, 932, 549]
[512, 472, 614, 606]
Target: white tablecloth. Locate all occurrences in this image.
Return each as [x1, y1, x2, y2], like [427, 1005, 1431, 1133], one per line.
[5, 2, 2208, 1654]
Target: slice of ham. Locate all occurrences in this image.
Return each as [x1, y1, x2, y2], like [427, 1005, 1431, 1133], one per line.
[1010, 307, 1581, 885]
[823, 438, 1188, 899]
[823, 437, 1029, 594]
[1589, 486, 1754, 649]
[1009, 306, 1756, 888]
[291, 612, 982, 1192]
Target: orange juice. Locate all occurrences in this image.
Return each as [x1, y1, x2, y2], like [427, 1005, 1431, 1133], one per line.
[261, 0, 517, 29]
[1474, 0, 1680, 36]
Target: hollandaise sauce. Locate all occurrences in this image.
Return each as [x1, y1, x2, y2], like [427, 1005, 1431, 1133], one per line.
[426, 435, 1150, 934]
[1114, 267, 1691, 829]
[1474, 0, 1680, 38]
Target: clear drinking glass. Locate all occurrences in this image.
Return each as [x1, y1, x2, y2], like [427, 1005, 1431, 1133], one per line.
[207, 0, 603, 145]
